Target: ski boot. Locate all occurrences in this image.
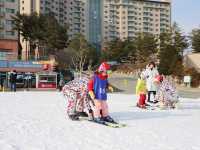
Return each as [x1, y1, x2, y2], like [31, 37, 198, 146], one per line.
[68, 114, 79, 121]
[93, 117, 105, 124]
[76, 112, 88, 117]
[153, 100, 159, 104]
[102, 116, 116, 123]
[137, 103, 146, 109]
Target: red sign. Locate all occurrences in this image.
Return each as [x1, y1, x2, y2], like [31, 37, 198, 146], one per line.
[38, 82, 57, 89]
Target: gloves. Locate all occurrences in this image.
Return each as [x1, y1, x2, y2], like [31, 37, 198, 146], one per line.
[89, 91, 95, 100]
[108, 86, 114, 92]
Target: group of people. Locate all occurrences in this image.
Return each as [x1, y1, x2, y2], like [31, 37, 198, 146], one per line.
[136, 62, 179, 109]
[63, 62, 114, 122]
[62, 61, 179, 123]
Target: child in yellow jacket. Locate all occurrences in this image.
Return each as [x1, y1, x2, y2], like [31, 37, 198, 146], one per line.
[136, 72, 147, 108]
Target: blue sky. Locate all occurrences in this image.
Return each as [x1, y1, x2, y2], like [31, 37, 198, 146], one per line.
[172, 0, 200, 34]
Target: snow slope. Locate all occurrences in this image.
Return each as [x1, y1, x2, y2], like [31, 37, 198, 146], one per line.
[0, 92, 200, 150]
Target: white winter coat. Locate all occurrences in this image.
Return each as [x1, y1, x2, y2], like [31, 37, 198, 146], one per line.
[144, 68, 159, 91]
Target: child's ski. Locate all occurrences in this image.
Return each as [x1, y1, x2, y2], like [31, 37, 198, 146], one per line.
[89, 120, 127, 128]
[78, 117, 126, 128]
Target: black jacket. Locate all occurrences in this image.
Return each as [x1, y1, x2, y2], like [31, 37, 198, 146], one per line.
[10, 72, 17, 83]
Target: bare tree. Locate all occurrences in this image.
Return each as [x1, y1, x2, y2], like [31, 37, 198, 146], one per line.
[68, 34, 97, 77]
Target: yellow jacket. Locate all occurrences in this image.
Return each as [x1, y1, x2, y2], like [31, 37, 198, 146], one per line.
[136, 79, 147, 95]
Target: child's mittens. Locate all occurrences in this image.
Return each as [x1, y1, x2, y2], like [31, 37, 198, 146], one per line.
[108, 86, 114, 92]
[89, 91, 95, 100]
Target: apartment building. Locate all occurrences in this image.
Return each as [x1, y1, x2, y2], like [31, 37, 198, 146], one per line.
[20, 0, 70, 25]
[88, 0, 102, 50]
[20, 0, 88, 38]
[18, 0, 171, 53]
[66, 0, 88, 39]
[0, 0, 19, 61]
[102, 0, 171, 42]
[19, 0, 90, 59]
[0, 0, 18, 40]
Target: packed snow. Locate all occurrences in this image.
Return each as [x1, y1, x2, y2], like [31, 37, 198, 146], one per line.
[0, 91, 200, 150]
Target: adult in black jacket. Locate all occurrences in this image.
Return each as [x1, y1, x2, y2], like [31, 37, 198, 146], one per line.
[10, 70, 17, 92]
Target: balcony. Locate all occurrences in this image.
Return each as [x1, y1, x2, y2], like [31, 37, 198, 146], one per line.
[74, 19, 81, 24]
[74, 9, 81, 13]
[128, 25, 137, 30]
[74, 14, 81, 19]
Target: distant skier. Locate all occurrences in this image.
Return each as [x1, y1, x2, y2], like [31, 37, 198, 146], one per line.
[59, 78, 65, 92]
[88, 62, 114, 123]
[136, 71, 147, 109]
[154, 75, 179, 109]
[9, 70, 17, 92]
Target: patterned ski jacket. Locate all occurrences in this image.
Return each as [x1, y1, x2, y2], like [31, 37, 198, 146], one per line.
[62, 75, 92, 115]
[155, 79, 179, 103]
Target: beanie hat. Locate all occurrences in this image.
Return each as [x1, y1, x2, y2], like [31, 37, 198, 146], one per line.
[98, 62, 110, 72]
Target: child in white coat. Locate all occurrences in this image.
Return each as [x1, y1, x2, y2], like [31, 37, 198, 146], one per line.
[144, 62, 159, 103]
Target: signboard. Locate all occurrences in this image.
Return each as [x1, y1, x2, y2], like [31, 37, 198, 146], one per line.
[184, 76, 191, 83]
[0, 60, 54, 72]
[0, 61, 8, 68]
[36, 72, 57, 89]
[8, 61, 43, 68]
[38, 82, 57, 88]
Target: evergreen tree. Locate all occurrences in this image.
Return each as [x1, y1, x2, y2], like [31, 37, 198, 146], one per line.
[158, 23, 188, 77]
[12, 13, 68, 60]
[191, 27, 200, 53]
[102, 38, 136, 63]
[134, 32, 158, 63]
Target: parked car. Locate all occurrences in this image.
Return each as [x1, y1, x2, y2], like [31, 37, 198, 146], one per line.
[15, 73, 36, 88]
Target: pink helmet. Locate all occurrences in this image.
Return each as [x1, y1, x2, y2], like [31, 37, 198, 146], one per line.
[155, 75, 164, 82]
[98, 62, 110, 72]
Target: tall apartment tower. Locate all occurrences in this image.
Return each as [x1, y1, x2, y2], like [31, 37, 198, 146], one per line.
[66, 0, 88, 40]
[20, 0, 89, 39]
[0, 0, 19, 61]
[88, 0, 102, 50]
[19, 0, 90, 59]
[0, 0, 19, 40]
[102, 0, 171, 42]
[20, 0, 68, 25]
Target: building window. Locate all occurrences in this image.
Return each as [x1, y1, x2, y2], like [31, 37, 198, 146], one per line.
[6, 8, 15, 14]
[6, 20, 14, 26]
[6, 0, 15, 2]
[6, 31, 15, 36]
[0, 52, 7, 60]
